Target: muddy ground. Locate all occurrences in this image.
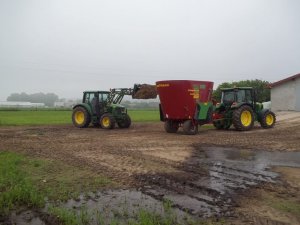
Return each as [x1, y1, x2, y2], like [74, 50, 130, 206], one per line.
[0, 111, 299, 224]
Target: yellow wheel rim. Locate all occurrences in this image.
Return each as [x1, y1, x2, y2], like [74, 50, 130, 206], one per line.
[241, 110, 252, 127]
[102, 117, 110, 127]
[75, 111, 85, 124]
[266, 114, 274, 125]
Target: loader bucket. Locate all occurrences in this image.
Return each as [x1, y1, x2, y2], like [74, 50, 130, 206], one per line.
[132, 84, 157, 99]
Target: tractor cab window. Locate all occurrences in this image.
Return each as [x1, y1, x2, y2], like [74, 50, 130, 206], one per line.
[100, 93, 108, 102]
[236, 90, 253, 103]
[236, 90, 246, 103]
[222, 91, 235, 104]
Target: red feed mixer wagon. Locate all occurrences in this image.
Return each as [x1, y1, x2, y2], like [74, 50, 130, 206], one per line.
[156, 80, 214, 135]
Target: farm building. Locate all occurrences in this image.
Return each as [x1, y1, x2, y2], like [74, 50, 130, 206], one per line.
[0, 101, 45, 108]
[270, 73, 300, 111]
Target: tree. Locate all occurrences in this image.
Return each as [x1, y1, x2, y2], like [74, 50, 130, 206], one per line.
[212, 79, 271, 102]
[7, 92, 59, 107]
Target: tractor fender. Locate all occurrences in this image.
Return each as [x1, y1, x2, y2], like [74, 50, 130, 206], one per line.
[257, 108, 270, 123]
[231, 102, 252, 110]
[73, 103, 92, 115]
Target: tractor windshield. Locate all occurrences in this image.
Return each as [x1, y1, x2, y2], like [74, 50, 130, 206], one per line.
[222, 91, 235, 104]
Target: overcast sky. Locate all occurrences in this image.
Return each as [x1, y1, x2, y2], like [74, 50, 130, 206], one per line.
[0, 0, 299, 100]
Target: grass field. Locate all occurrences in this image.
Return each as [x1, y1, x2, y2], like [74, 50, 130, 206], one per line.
[0, 109, 160, 126]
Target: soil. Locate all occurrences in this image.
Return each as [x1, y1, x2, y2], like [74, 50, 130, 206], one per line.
[0, 111, 299, 224]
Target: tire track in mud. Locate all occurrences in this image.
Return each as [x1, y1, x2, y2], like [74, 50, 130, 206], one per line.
[132, 146, 287, 218]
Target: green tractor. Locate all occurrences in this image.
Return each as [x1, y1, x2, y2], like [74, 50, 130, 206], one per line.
[72, 87, 139, 129]
[212, 87, 276, 131]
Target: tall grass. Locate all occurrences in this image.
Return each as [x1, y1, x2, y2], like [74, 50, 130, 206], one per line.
[0, 152, 44, 215]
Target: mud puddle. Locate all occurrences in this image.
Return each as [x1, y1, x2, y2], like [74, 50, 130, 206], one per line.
[136, 147, 300, 218]
[7, 147, 300, 224]
[8, 190, 189, 225]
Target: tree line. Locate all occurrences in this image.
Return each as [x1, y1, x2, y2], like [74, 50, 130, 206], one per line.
[7, 92, 59, 107]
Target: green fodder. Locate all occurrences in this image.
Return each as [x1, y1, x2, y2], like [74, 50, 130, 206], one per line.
[0, 152, 44, 215]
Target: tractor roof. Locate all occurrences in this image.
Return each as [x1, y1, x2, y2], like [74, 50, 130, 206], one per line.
[83, 91, 110, 94]
[221, 87, 253, 91]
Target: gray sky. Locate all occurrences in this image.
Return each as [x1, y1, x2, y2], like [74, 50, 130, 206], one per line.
[0, 0, 299, 100]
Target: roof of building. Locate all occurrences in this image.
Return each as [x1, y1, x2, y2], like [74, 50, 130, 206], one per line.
[270, 73, 300, 88]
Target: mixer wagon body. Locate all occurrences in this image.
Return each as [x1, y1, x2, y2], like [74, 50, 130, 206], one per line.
[156, 80, 214, 135]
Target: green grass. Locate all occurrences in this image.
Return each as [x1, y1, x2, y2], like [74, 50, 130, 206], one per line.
[0, 109, 159, 126]
[0, 151, 112, 215]
[128, 109, 159, 122]
[0, 110, 71, 126]
[265, 193, 300, 216]
[0, 152, 44, 215]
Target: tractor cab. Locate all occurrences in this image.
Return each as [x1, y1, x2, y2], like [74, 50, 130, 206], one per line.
[221, 87, 254, 107]
[83, 91, 110, 115]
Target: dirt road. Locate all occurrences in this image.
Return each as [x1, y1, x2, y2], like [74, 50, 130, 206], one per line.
[0, 111, 299, 224]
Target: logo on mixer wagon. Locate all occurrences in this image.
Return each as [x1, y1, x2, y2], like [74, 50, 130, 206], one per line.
[188, 89, 200, 99]
[156, 83, 170, 88]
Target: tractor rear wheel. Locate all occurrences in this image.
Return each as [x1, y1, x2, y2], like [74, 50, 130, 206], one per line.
[164, 120, 179, 133]
[118, 114, 131, 128]
[260, 111, 276, 128]
[232, 105, 254, 131]
[100, 113, 115, 129]
[183, 120, 198, 135]
[72, 107, 91, 128]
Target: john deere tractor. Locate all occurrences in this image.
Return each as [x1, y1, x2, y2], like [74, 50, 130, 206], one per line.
[72, 86, 140, 129]
[212, 87, 276, 131]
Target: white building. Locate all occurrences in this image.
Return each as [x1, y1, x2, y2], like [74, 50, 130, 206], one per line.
[0, 101, 45, 108]
[270, 73, 300, 112]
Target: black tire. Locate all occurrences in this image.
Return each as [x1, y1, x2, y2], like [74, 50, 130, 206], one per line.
[183, 120, 198, 135]
[92, 122, 100, 127]
[100, 113, 116, 129]
[118, 114, 132, 128]
[232, 105, 254, 131]
[164, 120, 179, 133]
[260, 111, 276, 129]
[213, 121, 224, 129]
[224, 122, 231, 130]
[72, 107, 91, 128]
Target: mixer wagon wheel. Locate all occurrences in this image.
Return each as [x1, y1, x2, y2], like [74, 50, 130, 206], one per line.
[164, 120, 179, 133]
[72, 107, 91, 128]
[232, 105, 254, 131]
[118, 114, 132, 128]
[213, 121, 224, 129]
[183, 120, 198, 135]
[260, 111, 276, 129]
[100, 113, 116, 129]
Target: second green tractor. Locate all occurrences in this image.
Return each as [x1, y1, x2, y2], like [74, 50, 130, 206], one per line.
[212, 87, 276, 131]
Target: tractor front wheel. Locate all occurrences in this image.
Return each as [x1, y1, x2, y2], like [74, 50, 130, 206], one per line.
[183, 120, 198, 135]
[72, 107, 91, 128]
[164, 120, 179, 133]
[260, 111, 276, 128]
[232, 105, 254, 131]
[118, 114, 131, 128]
[100, 113, 116, 129]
